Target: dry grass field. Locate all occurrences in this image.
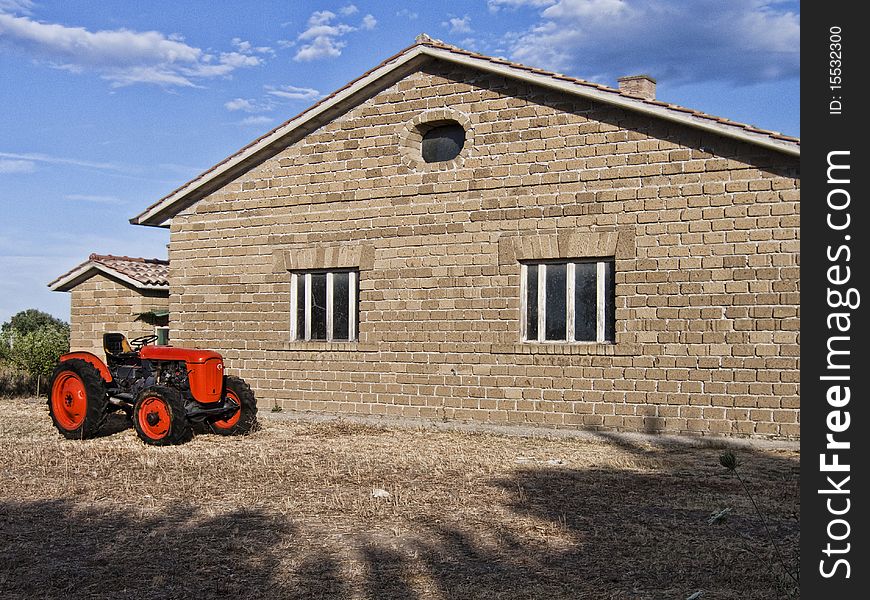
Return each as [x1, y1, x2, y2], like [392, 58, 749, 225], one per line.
[1, 397, 799, 599]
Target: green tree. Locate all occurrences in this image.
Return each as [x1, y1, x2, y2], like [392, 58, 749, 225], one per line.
[1, 309, 67, 336]
[5, 327, 70, 395]
[1, 309, 70, 395]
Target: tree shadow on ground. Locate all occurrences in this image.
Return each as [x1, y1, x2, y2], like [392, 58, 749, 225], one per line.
[484, 467, 798, 598]
[394, 445, 798, 599]
[0, 501, 303, 600]
[0, 443, 799, 599]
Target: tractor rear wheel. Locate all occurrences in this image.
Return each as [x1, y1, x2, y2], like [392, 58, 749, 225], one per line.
[48, 359, 108, 439]
[210, 375, 257, 436]
[132, 386, 192, 446]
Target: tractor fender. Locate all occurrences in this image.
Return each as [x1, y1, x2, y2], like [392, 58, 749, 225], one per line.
[58, 351, 112, 383]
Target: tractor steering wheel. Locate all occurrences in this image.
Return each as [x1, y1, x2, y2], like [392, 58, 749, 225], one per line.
[130, 334, 159, 349]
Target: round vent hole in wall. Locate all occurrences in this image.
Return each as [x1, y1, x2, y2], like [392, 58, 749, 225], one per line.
[420, 122, 465, 163]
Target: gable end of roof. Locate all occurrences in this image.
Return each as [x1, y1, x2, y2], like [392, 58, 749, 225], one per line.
[131, 38, 799, 228]
[49, 254, 169, 292]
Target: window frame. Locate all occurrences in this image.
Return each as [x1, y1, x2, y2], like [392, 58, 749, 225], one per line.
[154, 326, 170, 346]
[289, 270, 358, 342]
[520, 259, 614, 344]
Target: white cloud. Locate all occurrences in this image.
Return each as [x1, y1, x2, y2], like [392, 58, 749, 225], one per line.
[0, 0, 34, 14]
[232, 37, 274, 56]
[444, 16, 472, 34]
[238, 116, 274, 127]
[541, 0, 627, 19]
[460, 38, 479, 51]
[63, 194, 125, 205]
[232, 37, 253, 53]
[224, 97, 257, 112]
[488, 0, 556, 11]
[294, 36, 345, 61]
[187, 51, 262, 77]
[224, 84, 321, 115]
[339, 5, 358, 16]
[293, 9, 373, 62]
[0, 13, 200, 64]
[101, 65, 199, 88]
[0, 151, 188, 186]
[265, 85, 320, 101]
[505, 0, 800, 85]
[0, 12, 265, 87]
[0, 159, 36, 173]
[298, 23, 355, 41]
[396, 9, 418, 20]
[113, 51, 262, 86]
[307, 10, 337, 27]
[0, 151, 127, 172]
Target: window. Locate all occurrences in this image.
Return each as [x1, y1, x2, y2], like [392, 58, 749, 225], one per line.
[421, 122, 465, 163]
[521, 259, 615, 343]
[290, 270, 359, 341]
[155, 326, 170, 346]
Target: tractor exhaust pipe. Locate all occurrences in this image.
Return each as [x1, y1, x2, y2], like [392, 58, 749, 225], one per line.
[108, 394, 135, 410]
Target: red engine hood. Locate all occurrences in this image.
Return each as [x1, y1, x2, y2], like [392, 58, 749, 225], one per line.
[139, 345, 223, 364]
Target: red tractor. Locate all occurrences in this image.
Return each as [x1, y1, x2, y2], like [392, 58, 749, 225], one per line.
[48, 333, 257, 445]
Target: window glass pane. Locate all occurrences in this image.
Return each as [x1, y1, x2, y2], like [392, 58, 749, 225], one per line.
[605, 261, 616, 342]
[355, 273, 360, 340]
[332, 272, 350, 340]
[525, 264, 538, 340]
[310, 273, 327, 340]
[574, 262, 598, 342]
[421, 124, 465, 163]
[544, 263, 567, 341]
[295, 275, 305, 340]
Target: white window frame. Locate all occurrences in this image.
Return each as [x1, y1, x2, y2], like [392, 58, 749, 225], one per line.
[290, 270, 358, 342]
[521, 259, 613, 343]
[154, 326, 170, 346]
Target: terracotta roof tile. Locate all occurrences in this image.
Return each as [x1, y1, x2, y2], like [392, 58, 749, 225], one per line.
[48, 254, 169, 291]
[88, 254, 169, 287]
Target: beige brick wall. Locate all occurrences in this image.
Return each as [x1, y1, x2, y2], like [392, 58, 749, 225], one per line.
[69, 274, 169, 357]
[167, 61, 800, 438]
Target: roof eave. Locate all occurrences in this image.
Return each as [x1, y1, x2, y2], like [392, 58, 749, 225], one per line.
[49, 263, 169, 293]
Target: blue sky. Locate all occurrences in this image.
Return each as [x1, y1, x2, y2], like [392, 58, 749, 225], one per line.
[0, 0, 799, 325]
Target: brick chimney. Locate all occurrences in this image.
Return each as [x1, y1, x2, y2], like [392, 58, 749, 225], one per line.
[617, 75, 656, 100]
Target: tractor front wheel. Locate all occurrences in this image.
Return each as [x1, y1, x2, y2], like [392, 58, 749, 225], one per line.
[132, 386, 192, 446]
[210, 375, 257, 436]
[48, 359, 108, 439]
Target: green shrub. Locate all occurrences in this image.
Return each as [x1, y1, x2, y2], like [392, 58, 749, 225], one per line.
[0, 363, 37, 398]
[7, 327, 70, 382]
[1, 310, 70, 396]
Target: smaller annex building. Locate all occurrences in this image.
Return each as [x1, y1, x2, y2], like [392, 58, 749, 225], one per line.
[49, 254, 169, 355]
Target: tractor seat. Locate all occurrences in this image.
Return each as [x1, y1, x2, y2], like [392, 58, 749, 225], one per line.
[103, 333, 138, 365]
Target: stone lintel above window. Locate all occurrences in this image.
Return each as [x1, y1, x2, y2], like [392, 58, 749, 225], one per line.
[498, 227, 635, 266]
[272, 243, 375, 273]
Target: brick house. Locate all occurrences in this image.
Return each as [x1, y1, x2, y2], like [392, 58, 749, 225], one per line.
[129, 38, 800, 438]
[49, 254, 169, 356]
